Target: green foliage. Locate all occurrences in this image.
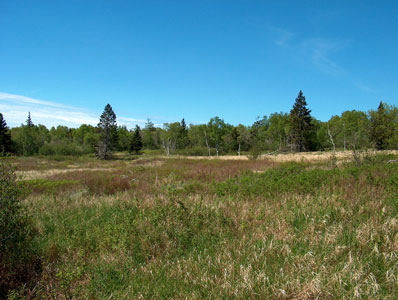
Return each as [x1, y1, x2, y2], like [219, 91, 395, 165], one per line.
[0, 163, 40, 298]
[214, 162, 335, 197]
[175, 146, 214, 156]
[22, 178, 80, 194]
[33, 199, 235, 298]
[161, 120, 190, 154]
[289, 90, 315, 152]
[7, 99, 398, 158]
[11, 113, 45, 156]
[97, 104, 118, 159]
[6, 153, 398, 298]
[370, 101, 394, 150]
[26, 112, 34, 127]
[0, 113, 13, 155]
[49, 125, 73, 142]
[116, 125, 132, 151]
[39, 142, 87, 156]
[142, 118, 160, 149]
[129, 125, 143, 154]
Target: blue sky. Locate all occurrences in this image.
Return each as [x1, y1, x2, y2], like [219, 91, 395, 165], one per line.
[1, 0, 397, 128]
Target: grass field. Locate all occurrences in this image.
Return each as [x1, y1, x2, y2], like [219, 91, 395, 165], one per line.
[4, 151, 398, 299]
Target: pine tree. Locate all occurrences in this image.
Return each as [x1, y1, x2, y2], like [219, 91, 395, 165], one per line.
[19, 113, 41, 155]
[97, 104, 118, 159]
[26, 112, 34, 127]
[178, 118, 189, 148]
[129, 125, 143, 154]
[289, 90, 314, 152]
[370, 101, 393, 150]
[0, 113, 13, 155]
[181, 118, 187, 132]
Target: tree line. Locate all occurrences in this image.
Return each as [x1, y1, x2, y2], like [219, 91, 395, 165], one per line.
[1, 91, 397, 158]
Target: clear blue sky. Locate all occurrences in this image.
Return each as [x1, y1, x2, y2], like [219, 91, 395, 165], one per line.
[1, 0, 397, 128]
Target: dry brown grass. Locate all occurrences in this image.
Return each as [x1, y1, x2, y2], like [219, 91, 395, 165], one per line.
[6, 152, 398, 299]
[178, 149, 398, 163]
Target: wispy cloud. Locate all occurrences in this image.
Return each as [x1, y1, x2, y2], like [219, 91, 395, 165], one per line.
[355, 80, 376, 93]
[269, 27, 349, 76]
[269, 27, 294, 47]
[0, 92, 154, 128]
[301, 38, 349, 76]
[269, 28, 374, 92]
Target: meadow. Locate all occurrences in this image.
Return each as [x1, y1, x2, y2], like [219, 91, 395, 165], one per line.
[3, 151, 398, 299]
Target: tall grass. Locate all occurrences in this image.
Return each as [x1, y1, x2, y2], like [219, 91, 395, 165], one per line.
[4, 153, 398, 298]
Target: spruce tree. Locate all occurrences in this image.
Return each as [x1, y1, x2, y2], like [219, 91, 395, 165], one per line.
[0, 113, 13, 155]
[129, 125, 143, 154]
[26, 112, 34, 127]
[289, 90, 314, 152]
[370, 101, 393, 150]
[178, 118, 189, 148]
[19, 113, 41, 156]
[181, 118, 187, 132]
[97, 104, 118, 159]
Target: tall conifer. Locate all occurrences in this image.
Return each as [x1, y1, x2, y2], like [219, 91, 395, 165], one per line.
[97, 104, 118, 159]
[289, 90, 314, 152]
[129, 125, 143, 154]
[0, 113, 13, 155]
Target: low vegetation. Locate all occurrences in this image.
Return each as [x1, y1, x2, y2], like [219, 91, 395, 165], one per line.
[2, 151, 398, 298]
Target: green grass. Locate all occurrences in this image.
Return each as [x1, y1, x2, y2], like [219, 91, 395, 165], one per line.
[4, 153, 398, 298]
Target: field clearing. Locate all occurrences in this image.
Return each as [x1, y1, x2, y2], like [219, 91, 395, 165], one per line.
[14, 150, 398, 181]
[181, 149, 398, 162]
[4, 151, 398, 299]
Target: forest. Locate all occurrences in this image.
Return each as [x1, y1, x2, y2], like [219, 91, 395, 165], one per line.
[1, 91, 397, 158]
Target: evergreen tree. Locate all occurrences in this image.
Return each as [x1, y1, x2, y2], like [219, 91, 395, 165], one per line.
[142, 118, 157, 149]
[13, 113, 42, 155]
[26, 112, 34, 127]
[97, 104, 118, 159]
[370, 101, 393, 150]
[289, 90, 314, 152]
[181, 118, 187, 132]
[129, 125, 143, 154]
[0, 113, 13, 155]
[178, 118, 189, 148]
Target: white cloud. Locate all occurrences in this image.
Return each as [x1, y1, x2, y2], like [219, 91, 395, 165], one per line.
[0, 92, 154, 129]
[306, 38, 350, 76]
[355, 81, 376, 93]
[269, 27, 294, 47]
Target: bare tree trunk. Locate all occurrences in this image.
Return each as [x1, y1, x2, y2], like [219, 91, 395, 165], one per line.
[328, 127, 336, 154]
[162, 138, 170, 155]
[343, 122, 346, 151]
[170, 138, 176, 154]
[279, 135, 282, 151]
[237, 143, 241, 156]
[204, 131, 211, 156]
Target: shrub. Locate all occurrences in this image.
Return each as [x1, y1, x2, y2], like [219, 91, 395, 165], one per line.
[22, 179, 80, 195]
[174, 147, 214, 156]
[39, 142, 88, 156]
[0, 163, 40, 298]
[247, 147, 261, 160]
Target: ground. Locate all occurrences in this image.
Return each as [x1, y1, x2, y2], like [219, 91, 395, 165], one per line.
[5, 150, 398, 299]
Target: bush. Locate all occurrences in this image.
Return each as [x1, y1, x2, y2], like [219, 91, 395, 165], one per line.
[39, 142, 88, 156]
[247, 147, 261, 160]
[174, 147, 214, 156]
[0, 163, 40, 298]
